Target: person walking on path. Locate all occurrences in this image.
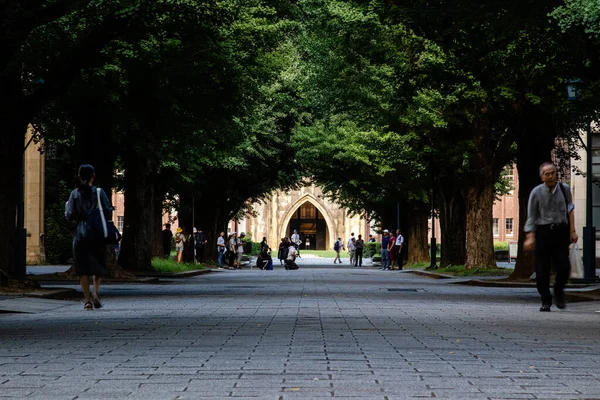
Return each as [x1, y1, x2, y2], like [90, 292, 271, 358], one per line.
[524, 162, 578, 312]
[216, 231, 226, 268]
[354, 235, 365, 267]
[162, 223, 173, 259]
[65, 164, 113, 310]
[380, 230, 390, 270]
[333, 237, 345, 264]
[394, 229, 404, 270]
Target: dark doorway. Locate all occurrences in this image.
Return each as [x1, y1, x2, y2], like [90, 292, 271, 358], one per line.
[286, 202, 329, 250]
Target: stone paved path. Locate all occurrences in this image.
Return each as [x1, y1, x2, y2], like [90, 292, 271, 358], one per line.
[2, 266, 600, 399]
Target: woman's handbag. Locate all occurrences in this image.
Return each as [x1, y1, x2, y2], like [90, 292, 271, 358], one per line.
[88, 188, 122, 245]
[569, 243, 584, 279]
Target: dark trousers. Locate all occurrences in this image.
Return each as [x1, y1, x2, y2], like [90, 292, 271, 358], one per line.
[355, 248, 363, 266]
[195, 247, 205, 263]
[163, 244, 171, 259]
[535, 224, 570, 305]
[228, 251, 235, 267]
[395, 245, 403, 269]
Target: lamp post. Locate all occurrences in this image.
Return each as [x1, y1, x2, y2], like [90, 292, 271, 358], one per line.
[566, 79, 597, 281]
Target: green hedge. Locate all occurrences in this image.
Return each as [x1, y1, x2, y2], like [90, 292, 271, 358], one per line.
[364, 242, 380, 258]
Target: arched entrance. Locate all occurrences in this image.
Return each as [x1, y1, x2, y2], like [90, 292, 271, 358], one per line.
[279, 194, 336, 251]
[286, 202, 328, 250]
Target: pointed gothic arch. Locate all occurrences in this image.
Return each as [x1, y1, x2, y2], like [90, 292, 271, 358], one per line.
[279, 194, 337, 250]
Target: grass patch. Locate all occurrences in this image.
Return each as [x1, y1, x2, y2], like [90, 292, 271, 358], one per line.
[151, 258, 205, 273]
[425, 265, 511, 277]
[404, 262, 430, 270]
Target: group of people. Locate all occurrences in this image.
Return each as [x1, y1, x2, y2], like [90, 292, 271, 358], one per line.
[66, 161, 579, 313]
[161, 224, 208, 264]
[333, 233, 369, 267]
[277, 236, 300, 270]
[379, 229, 404, 271]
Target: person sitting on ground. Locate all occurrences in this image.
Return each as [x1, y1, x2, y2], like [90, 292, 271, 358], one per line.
[285, 242, 298, 270]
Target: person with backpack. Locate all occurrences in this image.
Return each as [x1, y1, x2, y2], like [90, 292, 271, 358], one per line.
[333, 237, 344, 264]
[65, 164, 113, 310]
[354, 235, 365, 267]
[277, 238, 288, 265]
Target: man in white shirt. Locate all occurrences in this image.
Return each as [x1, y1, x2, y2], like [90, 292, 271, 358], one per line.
[394, 229, 404, 270]
[291, 229, 301, 258]
[236, 232, 246, 269]
[347, 237, 356, 266]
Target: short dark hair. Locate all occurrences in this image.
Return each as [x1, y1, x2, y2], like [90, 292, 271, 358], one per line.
[539, 162, 556, 176]
[165, 223, 171, 229]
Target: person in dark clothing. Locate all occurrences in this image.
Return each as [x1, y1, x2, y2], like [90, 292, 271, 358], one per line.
[162, 223, 173, 259]
[524, 162, 578, 311]
[65, 164, 113, 310]
[194, 229, 207, 263]
[354, 235, 365, 267]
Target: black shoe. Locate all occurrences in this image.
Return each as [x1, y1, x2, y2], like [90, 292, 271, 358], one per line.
[540, 304, 551, 312]
[555, 290, 566, 309]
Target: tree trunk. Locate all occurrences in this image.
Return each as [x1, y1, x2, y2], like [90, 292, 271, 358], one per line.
[439, 183, 467, 267]
[509, 113, 557, 279]
[118, 144, 158, 271]
[464, 181, 496, 269]
[0, 116, 28, 280]
[406, 206, 430, 264]
[152, 190, 164, 258]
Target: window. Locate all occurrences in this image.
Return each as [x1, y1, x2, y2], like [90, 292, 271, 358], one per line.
[505, 218, 513, 236]
[504, 165, 514, 196]
[299, 203, 316, 219]
[117, 216, 124, 233]
[492, 218, 499, 236]
[592, 134, 600, 227]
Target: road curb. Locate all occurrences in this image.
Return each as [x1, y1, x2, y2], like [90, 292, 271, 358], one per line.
[407, 269, 454, 279]
[25, 288, 77, 300]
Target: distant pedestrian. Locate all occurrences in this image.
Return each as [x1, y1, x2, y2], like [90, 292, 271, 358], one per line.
[355, 235, 364, 267]
[278, 238, 287, 265]
[162, 223, 173, 259]
[216, 231, 226, 268]
[394, 229, 404, 270]
[368, 234, 376, 243]
[175, 227, 185, 263]
[333, 237, 344, 264]
[236, 232, 246, 269]
[291, 230, 301, 258]
[380, 230, 390, 270]
[194, 229, 207, 263]
[524, 162, 578, 312]
[388, 230, 397, 269]
[65, 164, 112, 310]
[228, 232, 237, 269]
[348, 237, 356, 265]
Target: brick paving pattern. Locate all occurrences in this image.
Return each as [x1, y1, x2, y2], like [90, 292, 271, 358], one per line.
[2, 266, 600, 399]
